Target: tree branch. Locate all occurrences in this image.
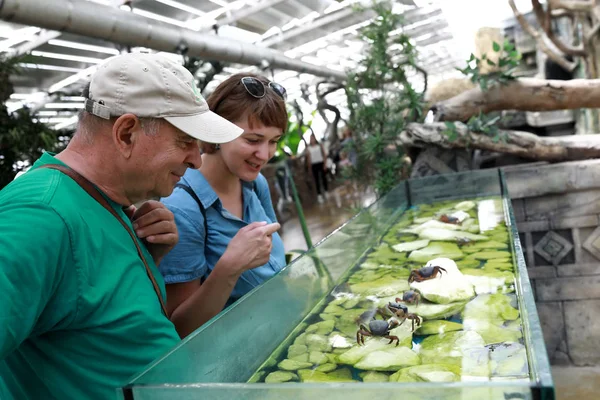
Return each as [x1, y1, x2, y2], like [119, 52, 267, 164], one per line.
[531, 0, 587, 55]
[510, 0, 578, 71]
[432, 77, 600, 121]
[548, 0, 594, 12]
[400, 122, 600, 162]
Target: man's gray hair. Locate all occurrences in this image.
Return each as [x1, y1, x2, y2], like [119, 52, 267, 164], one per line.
[76, 110, 160, 142]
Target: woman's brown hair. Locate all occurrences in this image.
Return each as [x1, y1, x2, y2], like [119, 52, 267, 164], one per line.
[202, 73, 288, 153]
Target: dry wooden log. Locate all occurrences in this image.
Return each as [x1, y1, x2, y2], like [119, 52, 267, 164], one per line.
[431, 78, 600, 121]
[400, 122, 600, 162]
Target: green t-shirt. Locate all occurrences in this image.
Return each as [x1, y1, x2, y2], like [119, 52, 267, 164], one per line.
[0, 153, 180, 399]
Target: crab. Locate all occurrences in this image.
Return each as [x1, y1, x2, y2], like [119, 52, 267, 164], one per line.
[456, 237, 473, 246]
[439, 214, 461, 225]
[383, 302, 422, 332]
[356, 315, 401, 346]
[396, 290, 421, 307]
[408, 265, 447, 283]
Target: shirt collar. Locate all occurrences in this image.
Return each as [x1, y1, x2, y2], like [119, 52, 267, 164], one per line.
[179, 169, 219, 210]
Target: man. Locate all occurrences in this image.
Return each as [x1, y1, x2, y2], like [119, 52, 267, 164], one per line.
[0, 52, 273, 399]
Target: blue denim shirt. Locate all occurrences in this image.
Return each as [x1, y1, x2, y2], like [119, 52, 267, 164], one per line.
[159, 169, 286, 301]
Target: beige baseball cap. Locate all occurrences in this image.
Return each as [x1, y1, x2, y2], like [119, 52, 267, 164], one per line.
[85, 52, 243, 143]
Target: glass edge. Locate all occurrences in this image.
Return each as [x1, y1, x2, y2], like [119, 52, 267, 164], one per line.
[499, 170, 555, 391]
[123, 380, 537, 390]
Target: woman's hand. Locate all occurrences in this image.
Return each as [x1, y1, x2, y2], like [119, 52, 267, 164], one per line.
[219, 221, 281, 276]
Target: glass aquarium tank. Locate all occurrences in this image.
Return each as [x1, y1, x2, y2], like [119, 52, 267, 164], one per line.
[121, 169, 554, 400]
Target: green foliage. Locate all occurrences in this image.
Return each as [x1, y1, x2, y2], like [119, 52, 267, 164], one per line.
[442, 114, 507, 145]
[344, 1, 425, 197]
[272, 109, 315, 163]
[0, 56, 70, 189]
[443, 39, 522, 144]
[456, 39, 521, 91]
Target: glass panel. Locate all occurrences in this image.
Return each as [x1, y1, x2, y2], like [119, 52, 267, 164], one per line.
[500, 171, 555, 400]
[125, 383, 536, 400]
[123, 169, 554, 400]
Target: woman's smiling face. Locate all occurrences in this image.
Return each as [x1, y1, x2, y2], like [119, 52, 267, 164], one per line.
[219, 117, 282, 181]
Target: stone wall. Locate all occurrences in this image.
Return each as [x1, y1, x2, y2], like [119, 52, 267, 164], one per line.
[502, 160, 600, 366]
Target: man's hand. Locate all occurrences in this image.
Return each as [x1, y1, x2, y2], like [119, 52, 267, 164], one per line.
[219, 221, 281, 277]
[126, 201, 179, 266]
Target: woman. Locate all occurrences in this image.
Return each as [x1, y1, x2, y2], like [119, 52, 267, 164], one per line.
[158, 73, 288, 338]
[306, 133, 329, 203]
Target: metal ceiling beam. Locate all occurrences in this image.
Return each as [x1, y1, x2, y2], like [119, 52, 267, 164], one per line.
[0, 0, 346, 82]
[261, 6, 361, 47]
[8, 29, 61, 57]
[214, 0, 286, 28]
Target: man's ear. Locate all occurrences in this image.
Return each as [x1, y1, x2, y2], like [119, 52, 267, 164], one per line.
[112, 114, 141, 159]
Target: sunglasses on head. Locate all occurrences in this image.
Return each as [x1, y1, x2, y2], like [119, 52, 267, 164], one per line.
[240, 76, 287, 101]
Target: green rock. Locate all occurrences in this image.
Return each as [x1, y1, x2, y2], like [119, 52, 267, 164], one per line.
[418, 228, 489, 243]
[349, 276, 410, 297]
[337, 339, 391, 365]
[328, 368, 354, 381]
[468, 251, 511, 260]
[419, 331, 486, 366]
[463, 319, 522, 345]
[462, 294, 520, 323]
[454, 201, 476, 211]
[408, 242, 464, 263]
[290, 353, 309, 363]
[359, 371, 390, 382]
[265, 371, 298, 383]
[293, 333, 307, 346]
[390, 364, 462, 382]
[377, 297, 467, 320]
[463, 272, 516, 295]
[391, 239, 430, 253]
[489, 234, 509, 243]
[278, 359, 313, 371]
[336, 319, 360, 338]
[342, 297, 360, 309]
[315, 363, 338, 372]
[367, 244, 407, 264]
[287, 344, 308, 358]
[456, 258, 482, 269]
[306, 320, 335, 335]
[297, 368, 355, 383]
[329, 333, 354, 349]
[338, 308, 370, 324]
[359, 261, 382, 270]
[389, 320, 417, 347]
[306, 334, 333, 352]
[461, 268, 514, 279]
[355, 346, 421, 371]
[462, 240, 508, 252]
[490, 343, 528, 377]
[309, 351, 329, 364]
[319, 313, 337, 321]
[323, 304, 346, 315]
[415, 320, 463, 335]
[484, 262, 513, 271]
[326, 353, 339, 363]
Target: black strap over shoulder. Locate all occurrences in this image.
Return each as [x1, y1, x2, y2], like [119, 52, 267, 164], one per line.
[174, 183, 208, 235]
[174, 180, 261, 246]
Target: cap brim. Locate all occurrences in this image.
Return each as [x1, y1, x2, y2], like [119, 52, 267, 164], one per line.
[164, 110, 243, 144]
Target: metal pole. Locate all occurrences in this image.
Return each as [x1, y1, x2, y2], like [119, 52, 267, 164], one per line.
[0, 0, 346, 82]
[284, 160, 312, 250]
